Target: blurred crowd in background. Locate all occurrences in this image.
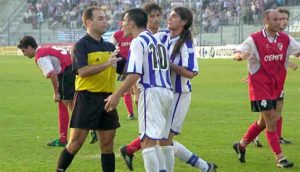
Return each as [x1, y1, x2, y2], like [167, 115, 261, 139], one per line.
[23, 0, 300, 32]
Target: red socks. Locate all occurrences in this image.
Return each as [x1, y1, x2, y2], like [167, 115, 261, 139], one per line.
[58, 101, 69, 143]
[126, 137, 141, 155]
[242, 121, 263, 145]
[123, 92, 133, 115]
[277, 116, 282, 138]
[265, 131, 282, 155]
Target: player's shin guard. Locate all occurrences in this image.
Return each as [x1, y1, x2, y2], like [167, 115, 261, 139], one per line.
[142, 147, 160, 172]
[123, 92, 133, 115]
[277, 117, 283, 138]
[101, 153, 115, 172]
[265, 131, 282, 155]
[173, 140, 209, 171]
[127, 137, 141, 154]
[161, 146, 174, 172]
[57, 148, 74, 172]
[58, 102, 69, 143]
[242, 121, 263, 145]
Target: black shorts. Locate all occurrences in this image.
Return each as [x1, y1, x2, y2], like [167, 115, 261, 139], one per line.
[251, 99, 277, 112]
[58, 65, 75, 100]
[70, 91, 120, 130]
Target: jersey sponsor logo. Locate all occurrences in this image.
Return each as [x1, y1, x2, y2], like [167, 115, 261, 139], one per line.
[264, 54, 283, 61]
[120, 42, 131, 47]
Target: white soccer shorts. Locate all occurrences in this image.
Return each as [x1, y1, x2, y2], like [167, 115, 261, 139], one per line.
[138, 87, 173, 140]
[170, 92, 191, 134]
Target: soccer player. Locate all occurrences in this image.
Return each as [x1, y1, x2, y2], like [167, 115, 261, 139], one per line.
[158, 7, 217, 172]
[105, 8, 174, 172]
[118, 3, 164, 171]
[251, 7, 298, 147]
[110, 13, 135, 120]
[17, 36, 75, 147]
[56, 6, 121, 172]
[232, 9, 300, 168]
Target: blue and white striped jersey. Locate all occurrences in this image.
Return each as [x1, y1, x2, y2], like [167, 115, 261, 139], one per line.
[126, 30, 173, 91]
[157, 30, 199, 93]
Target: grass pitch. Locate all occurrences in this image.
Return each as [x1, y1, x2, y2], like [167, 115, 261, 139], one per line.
[0, 55, 299, 172]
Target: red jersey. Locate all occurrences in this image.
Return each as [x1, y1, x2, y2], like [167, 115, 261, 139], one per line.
[35, 46, 72, 77]
[249, 31, 289, 100]
[112, 30, 132, 59]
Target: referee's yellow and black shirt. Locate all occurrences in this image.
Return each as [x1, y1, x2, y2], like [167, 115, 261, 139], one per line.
[72, 34, 116, 93]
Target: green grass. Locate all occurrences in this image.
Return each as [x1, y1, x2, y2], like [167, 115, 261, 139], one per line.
[0, 55, 299, 172]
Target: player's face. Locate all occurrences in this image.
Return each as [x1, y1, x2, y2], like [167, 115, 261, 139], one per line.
[89, 10, 107, 35]
[279, 12, 289, 31]
[122, 14, 132, 37]
[21, 47, 34, 58]
[267, 11, 281, 32]
[147, 10, 161, 33]
[167, 11, 185, 32]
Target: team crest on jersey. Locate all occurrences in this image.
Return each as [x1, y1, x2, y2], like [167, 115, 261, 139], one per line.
[277, 43, 283, 51]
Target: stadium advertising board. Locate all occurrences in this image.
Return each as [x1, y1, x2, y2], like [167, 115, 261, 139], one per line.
[195, 45, 237, 59]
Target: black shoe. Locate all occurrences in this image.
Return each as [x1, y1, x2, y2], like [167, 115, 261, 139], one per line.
[206, 162, 218, 172]
[128, 114, 135, 120]
[279, 137, 291, 144]
[47, 138, 67, 147]
[120, 145, 134, 171]
[277, 157, 294, 168]
[90, 131, 98, 144]
[252, 139, 263, 147]
[233, 142, 246, 163]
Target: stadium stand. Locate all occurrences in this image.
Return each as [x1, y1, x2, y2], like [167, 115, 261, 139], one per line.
[0, 0, 299, 46]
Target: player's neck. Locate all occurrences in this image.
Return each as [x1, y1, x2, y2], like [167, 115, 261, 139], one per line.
[148, 26, 158, 34]
[132, 28, 146, 38]
[170, 29, 182, 38]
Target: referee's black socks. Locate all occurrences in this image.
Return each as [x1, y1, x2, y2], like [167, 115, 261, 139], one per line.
[57, 148, 75, 172]
[101, 153, 115, 172]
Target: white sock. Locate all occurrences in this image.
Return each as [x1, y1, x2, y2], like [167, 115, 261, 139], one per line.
[155, 146, 167, 171]
[142, 147, 159, 172]
[173, 140, 209, 171]
[161, 145, 175, 172]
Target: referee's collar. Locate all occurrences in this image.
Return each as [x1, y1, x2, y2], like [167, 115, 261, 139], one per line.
[85, 33, 104, 44]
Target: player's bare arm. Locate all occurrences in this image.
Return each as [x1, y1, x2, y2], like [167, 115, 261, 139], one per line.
[105, 74, 139, 112]
[77, 50, 121, 77]
[48, 72, 60, 102]
[169, 62, 197, 79]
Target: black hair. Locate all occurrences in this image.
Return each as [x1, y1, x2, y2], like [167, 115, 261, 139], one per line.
[17, 36, 38, 49]
[172, 7, 193, 56]
[143, 2, 162, 15]
[125, 8, 147, 29]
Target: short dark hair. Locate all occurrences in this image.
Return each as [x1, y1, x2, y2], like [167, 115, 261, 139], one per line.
[143, 2, 162, 15]
[82, 6, 102, 27]
[17, 36, 38, 49]
[125, 8, 147, 29]
[277, 7, 290, 18]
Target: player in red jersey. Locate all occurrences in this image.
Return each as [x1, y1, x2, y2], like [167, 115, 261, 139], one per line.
[251, 7, 298, 147]
[111, 22, 135, 120]
[232, 9, 300, 168]
[17, 36, 75, 147]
